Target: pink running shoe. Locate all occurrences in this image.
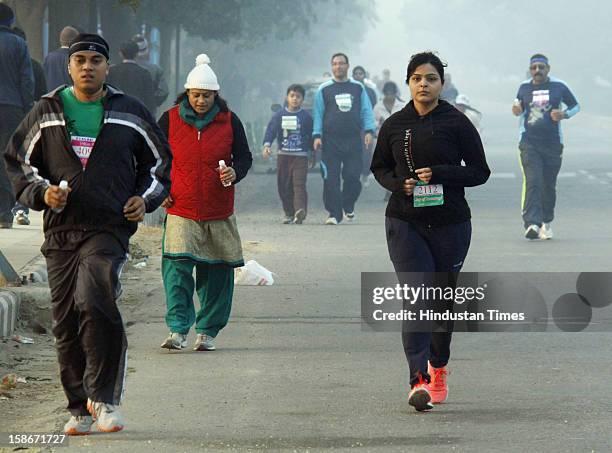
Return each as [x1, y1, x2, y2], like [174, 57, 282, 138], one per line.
[426, 362, 450, 404]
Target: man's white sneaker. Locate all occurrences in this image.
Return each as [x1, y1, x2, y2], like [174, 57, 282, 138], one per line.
[14, 210, 30, 225]
[160, 332, 187, 350]
[87, 399, 124, 433]
[64, 415, 94, 436]
[325, 216, 338, 225]
[539, 223, 553, 240]
[293, 209, 306, 225]
[194, 333, 216, 351]
[344, 211, 355, 222]
[524, 224, 540, 240]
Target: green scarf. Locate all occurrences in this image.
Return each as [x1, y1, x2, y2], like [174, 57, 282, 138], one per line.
[179, 98, 220, 131]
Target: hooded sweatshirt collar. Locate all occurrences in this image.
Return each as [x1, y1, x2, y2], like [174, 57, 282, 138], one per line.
[404, 99, 454, 118]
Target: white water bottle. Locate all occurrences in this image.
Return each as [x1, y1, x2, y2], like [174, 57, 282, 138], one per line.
[218, 160, 231, 187]
[52, 180, 69, 213]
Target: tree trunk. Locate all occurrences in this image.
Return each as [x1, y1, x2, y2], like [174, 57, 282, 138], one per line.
[7, 0, 48, 61]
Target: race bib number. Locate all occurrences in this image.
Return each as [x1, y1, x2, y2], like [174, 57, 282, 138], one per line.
[532, 90, 550, 107]
[71, 135, 95, 169]
[413, 182, 444, 207]
[335, 93, 353, 112]
[281, 115, 298, 131]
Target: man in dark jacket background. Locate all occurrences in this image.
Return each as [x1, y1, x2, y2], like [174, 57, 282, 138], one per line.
[132, 34, 169, 115]
[12, 28, 47, 100]
[107, 40, 155, 114]
[0, 3, 34, 228]
[4, 33, 171, 435]
[10, 26, 48, 226]
[44, 25, 78, 91]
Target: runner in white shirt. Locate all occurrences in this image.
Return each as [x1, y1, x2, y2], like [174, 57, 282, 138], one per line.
[374, 81, 405, 131]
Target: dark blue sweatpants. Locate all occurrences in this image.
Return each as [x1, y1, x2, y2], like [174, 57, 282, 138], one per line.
[519, 141, 563, 228]
[385, 217, 471, 386]
[320, 142, 363, 222]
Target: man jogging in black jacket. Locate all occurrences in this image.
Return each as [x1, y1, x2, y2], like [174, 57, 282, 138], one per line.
[4, 33, 172, 435]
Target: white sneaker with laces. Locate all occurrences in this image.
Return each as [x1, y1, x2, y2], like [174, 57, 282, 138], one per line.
[87, 399, 124, 432]
[64, 415, 94, 436]
[160, 332, 187, 350]
[293, 209, 306, 225]
[344, 211, 355, 222]
[325, 216, 338, 225]
[193, 333, 216, 351]
[14, 210, 30, 225]
[539, 223, 553, 240]
[524, 224, 540, 240]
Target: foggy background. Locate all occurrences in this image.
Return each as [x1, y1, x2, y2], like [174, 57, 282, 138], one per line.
[355, 0, 611, 113]
[5, 0, 612, 149]
[178, 0, 612, 150]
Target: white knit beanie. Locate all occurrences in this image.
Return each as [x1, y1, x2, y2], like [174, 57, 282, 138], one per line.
[184, 54, 220, 91]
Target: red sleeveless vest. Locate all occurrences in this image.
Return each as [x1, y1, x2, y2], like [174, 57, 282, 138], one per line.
[166, 105, 235, 221]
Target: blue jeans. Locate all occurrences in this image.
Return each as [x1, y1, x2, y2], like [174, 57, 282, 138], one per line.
[385, 217, 471, 386]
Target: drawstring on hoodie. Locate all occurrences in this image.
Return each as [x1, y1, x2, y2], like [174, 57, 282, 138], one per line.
[418, 108, 435, 136]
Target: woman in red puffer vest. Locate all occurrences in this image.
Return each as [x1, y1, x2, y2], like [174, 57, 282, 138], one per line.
[157, 54, 252, 353]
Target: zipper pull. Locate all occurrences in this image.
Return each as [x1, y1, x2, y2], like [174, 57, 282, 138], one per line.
[197, 131, 201, 141]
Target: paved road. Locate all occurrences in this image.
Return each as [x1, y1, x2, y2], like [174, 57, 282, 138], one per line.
[2, 128, 611, 451]
[0, 211, 44, 279]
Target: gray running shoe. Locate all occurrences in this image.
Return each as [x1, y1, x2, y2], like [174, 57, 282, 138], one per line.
[539, 223, 553, 240]
[87, 399, 124, 432]
[193, 333, 216, 351]
[160, 332, 187, 350]
[293, 209, 306, 224]
[64, 415, 94, 436]
[14, 210, 30, 225]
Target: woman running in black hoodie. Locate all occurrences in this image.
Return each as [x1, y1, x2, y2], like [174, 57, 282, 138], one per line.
[371, 52, 490, 412]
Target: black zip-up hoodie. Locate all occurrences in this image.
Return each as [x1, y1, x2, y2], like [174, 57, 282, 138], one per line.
[371, 100, 490, 227]
[4, 85, 172, 240]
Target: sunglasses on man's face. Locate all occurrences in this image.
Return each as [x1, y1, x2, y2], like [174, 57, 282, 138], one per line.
[530, 64, 547, 71]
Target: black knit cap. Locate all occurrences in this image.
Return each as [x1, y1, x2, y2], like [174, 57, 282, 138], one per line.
[68, 33, 110, 60]
[0, 3, 15, 27]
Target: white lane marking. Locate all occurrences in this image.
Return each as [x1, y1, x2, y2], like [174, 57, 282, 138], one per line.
[490, 172, 516, 178]
[486, 171, 610, 180]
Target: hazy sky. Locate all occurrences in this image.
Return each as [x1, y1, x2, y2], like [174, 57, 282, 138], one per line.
[350, 0, 611, 113]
